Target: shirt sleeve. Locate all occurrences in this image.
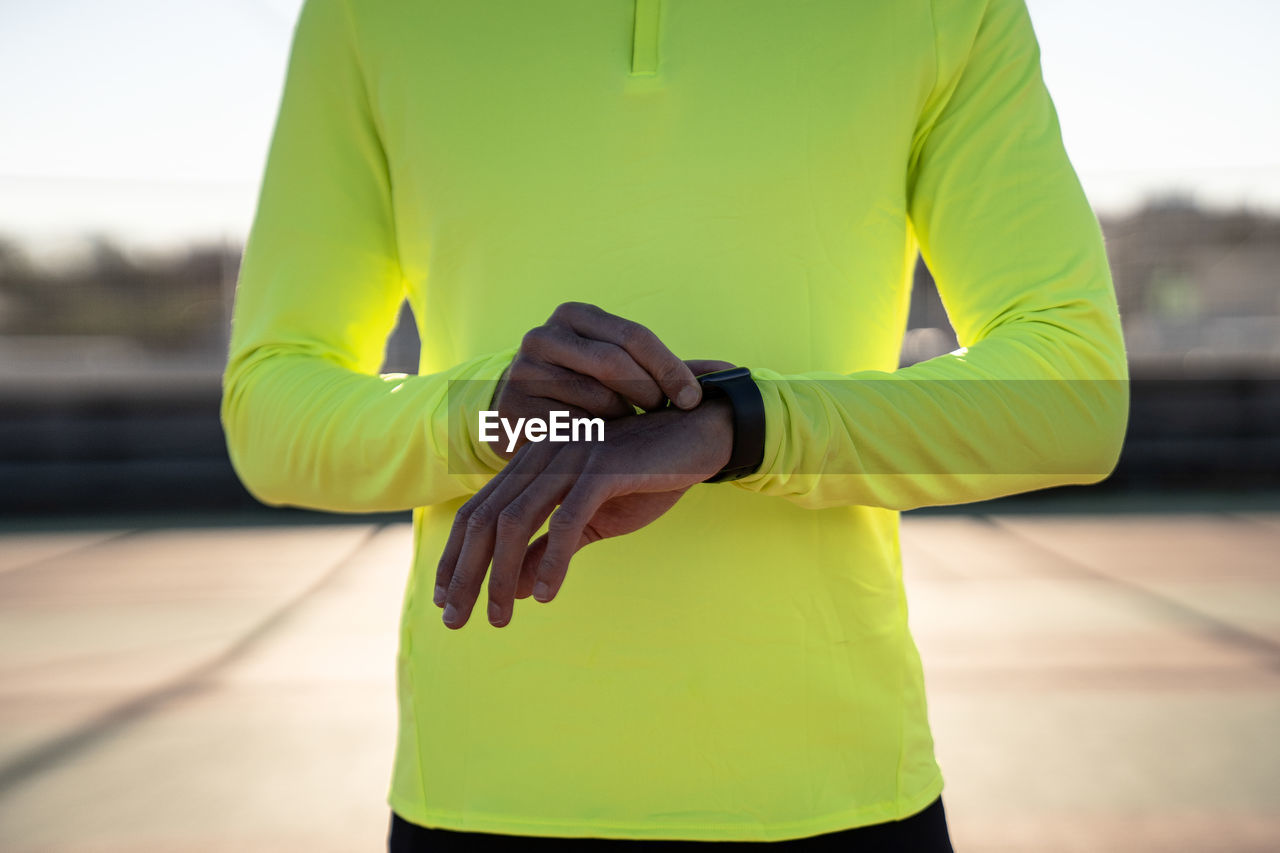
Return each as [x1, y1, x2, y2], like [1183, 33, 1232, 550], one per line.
[732, 0, 1129, 511]
[220, 0, 515, 513]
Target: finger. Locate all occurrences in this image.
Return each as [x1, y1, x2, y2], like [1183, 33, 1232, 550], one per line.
[442, 445, 555, 629]
[514, 535, 548, 600]
[511, 360, 634, 420]
[516, 528, 592, 600]
[564, 305, 702, 410]
[531, 476, 609, 603]
[486, 463, 578, 627]
[435, 457, 520, 607]
[551, 303, 701, 410]
[525, 323, 665, 411]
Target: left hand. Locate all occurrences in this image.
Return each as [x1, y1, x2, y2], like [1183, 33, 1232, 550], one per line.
[434, 398, 734, 629]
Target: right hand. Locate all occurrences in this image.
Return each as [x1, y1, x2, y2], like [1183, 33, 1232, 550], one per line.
[438, 392, 737, 628]
[488, 302, 716, 459]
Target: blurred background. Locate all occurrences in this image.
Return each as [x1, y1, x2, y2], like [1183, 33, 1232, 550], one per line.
[1, 1, 1277, 851]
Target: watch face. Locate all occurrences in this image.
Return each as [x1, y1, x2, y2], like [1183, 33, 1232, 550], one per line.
[697, 366, 751, 385]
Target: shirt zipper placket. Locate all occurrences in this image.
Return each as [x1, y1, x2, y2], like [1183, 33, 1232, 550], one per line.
[630, 0, 663, 76]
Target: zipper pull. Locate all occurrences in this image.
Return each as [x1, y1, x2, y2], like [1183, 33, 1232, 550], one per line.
[631, 0, 662, 76]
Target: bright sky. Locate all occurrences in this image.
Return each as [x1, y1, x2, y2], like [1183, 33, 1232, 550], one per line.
[2, 0, 1277, 251]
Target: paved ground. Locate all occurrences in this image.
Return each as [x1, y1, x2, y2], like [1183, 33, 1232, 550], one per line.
[0, 510, 1277, 852]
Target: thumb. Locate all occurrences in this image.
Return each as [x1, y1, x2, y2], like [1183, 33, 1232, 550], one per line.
[683, 359, 736, 376]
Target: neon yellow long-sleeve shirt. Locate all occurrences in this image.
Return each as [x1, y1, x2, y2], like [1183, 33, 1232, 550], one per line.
[221, 0, 1128, 840]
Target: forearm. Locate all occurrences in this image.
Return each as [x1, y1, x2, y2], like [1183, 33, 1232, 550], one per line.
[221, 344, 517, 513]
[734, 298, 1129, 511]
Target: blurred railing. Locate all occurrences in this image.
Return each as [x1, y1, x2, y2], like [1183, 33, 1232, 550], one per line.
[2, 197, 1279, 514]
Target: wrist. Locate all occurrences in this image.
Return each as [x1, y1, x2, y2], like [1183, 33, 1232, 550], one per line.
[692, 366, 766, 483]
[688, 397, 735, 474]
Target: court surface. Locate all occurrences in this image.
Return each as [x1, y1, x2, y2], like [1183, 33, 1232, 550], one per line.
[1, 509, 1277, 852]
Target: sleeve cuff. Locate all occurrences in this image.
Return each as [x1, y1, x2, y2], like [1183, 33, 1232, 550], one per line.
[444, 346, 518, 478]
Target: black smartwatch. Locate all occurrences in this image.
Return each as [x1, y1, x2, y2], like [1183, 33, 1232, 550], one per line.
[694, 366, 766, 483]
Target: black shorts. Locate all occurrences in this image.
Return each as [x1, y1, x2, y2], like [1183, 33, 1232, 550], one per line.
[388, 796, 953, 851]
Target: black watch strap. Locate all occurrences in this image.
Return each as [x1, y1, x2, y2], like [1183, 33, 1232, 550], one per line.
[695, 367, 766, 483]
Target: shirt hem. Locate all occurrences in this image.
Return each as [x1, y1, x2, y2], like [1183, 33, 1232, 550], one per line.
[386, 771, 944, 842]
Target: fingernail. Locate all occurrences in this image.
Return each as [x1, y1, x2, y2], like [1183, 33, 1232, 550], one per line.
[433, 585, 446, 606]
[488, 601, 502, 625]
[442, 603, 458, 625]
[675, 385, 699, 409]
[533, 581, 552, 602]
